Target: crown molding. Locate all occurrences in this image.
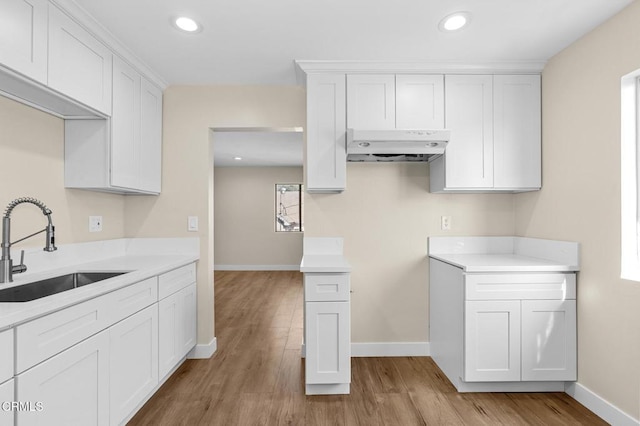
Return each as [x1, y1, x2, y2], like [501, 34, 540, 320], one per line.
[294, 60, 546, 85]
[50, 0, 169, 90]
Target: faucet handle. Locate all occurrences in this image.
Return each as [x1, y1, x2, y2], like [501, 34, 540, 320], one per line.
[11, 250, 27, 274]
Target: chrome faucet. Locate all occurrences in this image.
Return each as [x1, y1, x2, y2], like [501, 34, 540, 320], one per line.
[0, 197, 57, 283]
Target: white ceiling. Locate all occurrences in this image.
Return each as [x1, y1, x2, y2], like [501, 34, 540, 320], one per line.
[213, 129, 303, 167]
[72, 0, 633, 86]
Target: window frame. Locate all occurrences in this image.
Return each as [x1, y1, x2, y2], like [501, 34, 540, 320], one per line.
[275, 183, 303, 233]
[621, 69, 640, 281]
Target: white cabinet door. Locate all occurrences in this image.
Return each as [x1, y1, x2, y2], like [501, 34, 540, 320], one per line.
[464, 300, 520, 382]
[396, 74, 444, 129]
[0, 329, 13, 384]
[110, 305, 158, 426]
[179, 283, 197, 357]
[493, 74, 541, 189]
[139, 77, 163, 193]
[305, 301, 350, 385]
[0, 379, 14, 426]
[443, 75, 494, 189]
[48, 5, 112, 115]
[111, 55, 141, 190]
[17, 330, 109, 426]
[346, 74, 395, 129]
[305, 73, 347, 193]
[158, 283, 197, 379]
[158, 289, 180, 379]
[521, 300, 577, 381]
[0, 0, 48, 84]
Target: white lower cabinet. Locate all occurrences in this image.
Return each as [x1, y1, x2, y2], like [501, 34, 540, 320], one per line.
[430, 259, 577, 392]
[110, 305, 158, 426]
[303, 272, 350, 394]
[159, 283, 197, 379]
[0, 379, 15, 426]
[464, 300, 521, 382]
[305, 301, 350, 385]
[8, 261, 197, 425]
[17, 330, 110, 426]
[521, 300, 577, 381]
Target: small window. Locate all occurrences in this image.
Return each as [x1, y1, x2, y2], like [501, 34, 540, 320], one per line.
[276, 184, 303, 232]
[621, 70, 640, 280]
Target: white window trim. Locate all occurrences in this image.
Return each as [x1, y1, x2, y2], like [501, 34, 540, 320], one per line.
[621, 69, 640, 281]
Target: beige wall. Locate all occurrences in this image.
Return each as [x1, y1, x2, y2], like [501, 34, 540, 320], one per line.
[124, 86, 306, 347]
[214, 166, 303, 268]
[0, 96, 125, 250]
[305, 163, 515, 342]
[515, 1, 640, 419]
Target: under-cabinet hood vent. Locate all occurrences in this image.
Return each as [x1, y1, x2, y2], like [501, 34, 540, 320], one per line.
[346, 128, 450, 162]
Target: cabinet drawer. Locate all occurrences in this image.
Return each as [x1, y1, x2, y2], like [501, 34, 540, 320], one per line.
[104, 277, 158, 326]
[465, 273, 576, 300]
[159, 263, 196, 299]
[304, 273, 350, 302]
[0, 329, 13, 382]
[16, 295, 106, 373]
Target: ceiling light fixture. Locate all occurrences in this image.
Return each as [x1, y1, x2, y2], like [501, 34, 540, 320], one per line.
[234, 156, 242, 161]
[439, 12, 471, 32]
[173, 16, 201, 33]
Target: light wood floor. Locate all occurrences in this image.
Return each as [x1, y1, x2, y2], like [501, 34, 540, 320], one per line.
[129, 270, 606, 425]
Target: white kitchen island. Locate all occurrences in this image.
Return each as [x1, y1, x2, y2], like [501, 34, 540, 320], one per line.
[300, 237, 351, 395]
[428, 236, 579, 393]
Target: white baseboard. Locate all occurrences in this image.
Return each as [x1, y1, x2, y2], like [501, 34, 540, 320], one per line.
[188, 337, 217, 359]
[351, 342, 429, 357]
[565, 382, 639, 426]
[214, 264, 300, 271]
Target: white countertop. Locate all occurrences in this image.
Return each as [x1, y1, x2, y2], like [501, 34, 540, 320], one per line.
[428, 236, 580, 273]
[429, 253, 576, 272]
[0, 238, 200, 331]
[300, 254, 351, 273]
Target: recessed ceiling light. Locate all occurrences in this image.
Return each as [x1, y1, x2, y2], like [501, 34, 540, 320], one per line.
[439, 12, 471, 32]
[173, 16, 201, 33]
[234, 156, 242, 161]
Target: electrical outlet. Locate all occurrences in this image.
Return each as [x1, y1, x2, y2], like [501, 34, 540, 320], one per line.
[89, 216, 103, 232]
[441, 215, 451, 231]
[188, 216, 199, 232]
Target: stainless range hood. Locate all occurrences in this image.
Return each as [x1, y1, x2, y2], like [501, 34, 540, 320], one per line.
[346, 128, 450, 162]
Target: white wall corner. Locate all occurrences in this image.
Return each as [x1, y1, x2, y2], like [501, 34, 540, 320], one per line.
[565, 382, 640, 426]
[188, 337, 217, 359]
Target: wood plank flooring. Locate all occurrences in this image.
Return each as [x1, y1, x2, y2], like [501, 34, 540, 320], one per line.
[129, 270, 606, 426]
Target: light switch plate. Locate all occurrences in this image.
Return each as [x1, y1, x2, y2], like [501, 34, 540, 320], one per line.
[441, 215, 451, 231]
[188, 216, 199, 232]
[89, 216, 103, 232]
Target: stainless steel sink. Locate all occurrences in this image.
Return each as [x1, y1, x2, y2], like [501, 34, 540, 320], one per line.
[0, 271, 127, 302]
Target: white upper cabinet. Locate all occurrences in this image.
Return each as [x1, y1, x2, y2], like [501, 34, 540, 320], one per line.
[305, 73, 347, 193]
[347, 74, 395, 129]
[65, 56, 163, 194]
[347, 74, 444, 130]
[111, 56, 141, 190]
[493, 75, 541, 189]
[430, 74, 541, 193]
[441, 75, 494, 189]
[0, 0, 48, 84]
[48, 4, 113, 115]
[139, 77, 163, 193]
[396, 74, 445, 129]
